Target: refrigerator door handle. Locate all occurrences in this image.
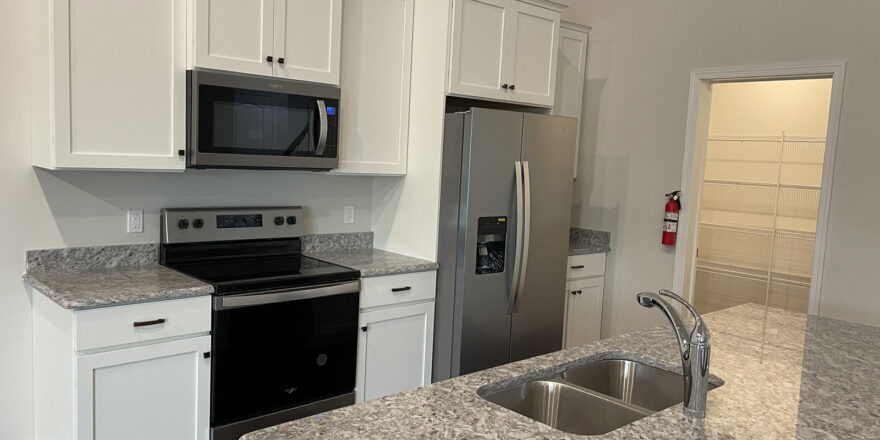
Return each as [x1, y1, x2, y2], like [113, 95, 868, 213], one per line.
[508, 161, 524, 315]
[514, 161, 532, 313]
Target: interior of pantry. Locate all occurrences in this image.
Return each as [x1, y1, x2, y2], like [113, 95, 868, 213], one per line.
[693, 78, 833, 314]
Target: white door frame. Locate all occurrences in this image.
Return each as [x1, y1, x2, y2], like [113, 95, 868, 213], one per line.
[672, 61, 846, 316]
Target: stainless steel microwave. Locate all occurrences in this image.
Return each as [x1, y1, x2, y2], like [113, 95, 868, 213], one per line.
[186, 69, 340, 170]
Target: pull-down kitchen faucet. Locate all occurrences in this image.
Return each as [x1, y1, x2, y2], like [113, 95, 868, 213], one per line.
[637, 289, 711, 418]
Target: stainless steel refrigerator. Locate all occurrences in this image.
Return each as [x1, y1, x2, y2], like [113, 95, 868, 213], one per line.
[433, 108, 577, 381]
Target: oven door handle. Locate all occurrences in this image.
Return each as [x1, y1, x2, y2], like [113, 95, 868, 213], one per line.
[315, 99, 329, 157]
[214, 280, 360, 310]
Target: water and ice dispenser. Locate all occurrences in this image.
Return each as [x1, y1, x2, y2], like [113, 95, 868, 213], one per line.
[476, 216, 508, 275]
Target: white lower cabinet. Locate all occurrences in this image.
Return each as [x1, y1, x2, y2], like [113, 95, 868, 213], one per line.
[355, 271, 436, 402]
[562, 253, 606, 348]
[77, 336, 211, 440]
[32, 294, 212, 440]
[563, 277, 604, 348]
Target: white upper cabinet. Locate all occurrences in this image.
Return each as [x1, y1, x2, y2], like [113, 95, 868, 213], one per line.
[551, 21, 590, 178]
[508, 1, 560, 106]
[332, 0, 414, 175]
[448, 0, 512, 102]
[192, 0, 341, 85]
[194, 0, 274, 76]
[447, 0, 564, 107]
[273, 0, 342, 84]
[30, 0, 187, 170]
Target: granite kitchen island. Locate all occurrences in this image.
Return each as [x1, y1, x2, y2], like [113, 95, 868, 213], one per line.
[243, 303, 880, 439]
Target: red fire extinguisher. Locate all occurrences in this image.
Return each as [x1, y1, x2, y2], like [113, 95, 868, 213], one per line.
[662, 191, 681, 246]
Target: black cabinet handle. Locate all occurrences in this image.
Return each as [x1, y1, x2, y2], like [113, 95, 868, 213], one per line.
[266, 55, 274, 63]
[203, 352, 211, 359]
[501, 83, 509, 89]
[570, 291, 578, 295]
[178, 149, 185, 156]
[278, 57, 285, 64]
[509, 84, 516, 90]
[361, 326, 368, 332]
[571, 265, 585, 269]
[133, 318, 166, 328]
[391, 286, 412, 293]
[578, 290, 583, 295]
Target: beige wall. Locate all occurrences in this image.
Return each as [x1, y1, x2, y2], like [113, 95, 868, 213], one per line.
[0, 0, 373, 436]
[709, 79, 832, 137]
[564, 0, 880, 337]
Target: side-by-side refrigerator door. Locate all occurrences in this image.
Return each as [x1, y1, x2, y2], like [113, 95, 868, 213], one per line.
[454, 108, 525, 376]
[509, 114, 577, 363]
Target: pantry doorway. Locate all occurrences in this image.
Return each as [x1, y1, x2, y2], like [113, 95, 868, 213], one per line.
[673, 63, 845, 316]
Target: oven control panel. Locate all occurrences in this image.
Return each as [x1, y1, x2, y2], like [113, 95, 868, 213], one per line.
[161, 207, 303, 244]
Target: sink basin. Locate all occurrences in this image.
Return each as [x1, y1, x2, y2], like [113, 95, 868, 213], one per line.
[562, 359, 707, 412]
[481, 380, 650, 435]
[480, 358, 720, 435]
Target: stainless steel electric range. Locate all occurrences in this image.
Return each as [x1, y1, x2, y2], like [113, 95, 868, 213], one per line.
[159, 207, 361, 440]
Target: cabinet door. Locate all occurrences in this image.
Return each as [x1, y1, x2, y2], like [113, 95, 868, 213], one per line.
[333, 0, 414, 175]
[356, 302, 434, 402]
[552, 26, 589, 178]
[506, 1, 559, 107]
[76, 336, 211, 440]
[447, 0, 512, 101]
[51, 0, 186, 170]
[273, 0, 342, 84]
[564, 277, 604, 348]
[194, 0, 274, 76]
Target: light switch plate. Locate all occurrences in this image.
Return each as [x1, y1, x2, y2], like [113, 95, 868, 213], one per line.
[127, 209, 144, 233]
[343, 206, 355, 224]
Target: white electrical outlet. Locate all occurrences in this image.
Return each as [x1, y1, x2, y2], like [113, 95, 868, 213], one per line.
[127, 209, 144, 233]
[343, 206, 355, 224]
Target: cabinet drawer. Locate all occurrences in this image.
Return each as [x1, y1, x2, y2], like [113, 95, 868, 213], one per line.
[360, 271, 437, 309]
[567, 253, 606, 280]
[75, 296, 211, 352]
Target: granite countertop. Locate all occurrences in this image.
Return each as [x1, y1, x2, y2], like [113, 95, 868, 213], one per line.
[22, 243, 214, 310]
[242, 303, 880, 439]
[24, 266, 213, 310]
[569, 228, 611, 255]
[23, 233, 434, 309]
[307, 249, 438, 278]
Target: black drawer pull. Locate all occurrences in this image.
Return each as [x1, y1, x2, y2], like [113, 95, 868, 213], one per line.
[391, 286, 412, 293]
[571, 265, 585, 269]
[133, 318, 166, 328]
[570, 291, 578, 295]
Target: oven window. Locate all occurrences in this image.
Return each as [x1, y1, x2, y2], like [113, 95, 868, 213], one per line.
[211, 291, 358, 427]
[198, 84, 318, 157]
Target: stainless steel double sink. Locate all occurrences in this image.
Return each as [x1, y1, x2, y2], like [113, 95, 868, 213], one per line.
[479, 359, 720, 435]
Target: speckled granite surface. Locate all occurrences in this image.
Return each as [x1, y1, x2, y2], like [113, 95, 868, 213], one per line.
[23, 266, 213, 310]
[569, 228, 611, 255]
[302, 232, 373, 253]
[242, 303, 880, 439]
[23, 244, 212, 310]
[26, 243, 159, 271]
[306, 249, 438, 278]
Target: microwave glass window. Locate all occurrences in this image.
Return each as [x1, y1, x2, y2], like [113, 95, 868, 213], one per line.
[199, 85, 317, 157]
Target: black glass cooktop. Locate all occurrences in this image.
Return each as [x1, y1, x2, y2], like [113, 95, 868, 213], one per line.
[167, 255, 360, 295]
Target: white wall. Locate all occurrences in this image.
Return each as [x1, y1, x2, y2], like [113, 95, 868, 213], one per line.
[371, 0, 449, 260]
[564, 0, 880, 336]
[1, 1, 372, 436]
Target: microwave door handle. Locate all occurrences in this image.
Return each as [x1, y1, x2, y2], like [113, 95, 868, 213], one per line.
[315, 99, 329, 156]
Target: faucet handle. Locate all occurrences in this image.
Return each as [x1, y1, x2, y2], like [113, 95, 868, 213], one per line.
[658, 290, 710, 344]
